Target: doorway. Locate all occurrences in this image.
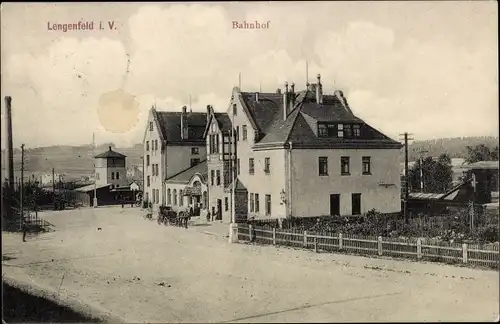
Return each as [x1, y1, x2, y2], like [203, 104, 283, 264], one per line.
[216, 199, 222, 220]
[330, 194, 340, 216]
[352, 193, 361, 215]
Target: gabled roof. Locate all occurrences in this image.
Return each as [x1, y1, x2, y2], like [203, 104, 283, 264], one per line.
[74, 183, 111, 192]
[234, 85, 402, 150]
[165, 160, 208, 184]
[203, 112, 233, 138]
[95, 147, 127, 158]
[224, 178, 247, 192]
[153, 110, 208, 144]
[462, 161, 499, 170]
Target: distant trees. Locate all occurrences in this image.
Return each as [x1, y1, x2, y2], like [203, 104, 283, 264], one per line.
[408, 137, 499, 161]
[408, 153, 453, 193]
[465, 144, 499, 164]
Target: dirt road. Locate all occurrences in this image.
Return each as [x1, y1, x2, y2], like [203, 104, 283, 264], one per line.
[2, 207, 499, 323]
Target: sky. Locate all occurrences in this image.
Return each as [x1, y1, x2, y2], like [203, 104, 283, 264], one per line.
[1, 1, 498, 149]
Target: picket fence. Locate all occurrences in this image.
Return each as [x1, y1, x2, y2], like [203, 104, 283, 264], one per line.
[236, 224, 499, 269]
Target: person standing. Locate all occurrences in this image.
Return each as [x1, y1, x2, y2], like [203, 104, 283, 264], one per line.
[22, 218, 28, 242]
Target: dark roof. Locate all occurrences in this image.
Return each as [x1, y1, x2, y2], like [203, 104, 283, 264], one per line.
[462, 161, 499, 170]
[238, 86, 401, 149]
[224, 178, 247, 192]
[95, 146, 127, 158]
[214, 113, 232, 133]
[154, 111, 208, 143]
[165, 160, 208, 184]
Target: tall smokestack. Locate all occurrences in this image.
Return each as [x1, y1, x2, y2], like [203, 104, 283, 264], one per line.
[181, 106, 187, 140]
[283, 82, 289, 121]
[4, 96, 14, 189]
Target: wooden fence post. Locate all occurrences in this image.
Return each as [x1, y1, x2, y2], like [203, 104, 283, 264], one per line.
[314, 237, 318, 253]
[417, 238, 422, 260]
[272, 227, 276, 245]
[377, 236, 383, 256]
[462, 243, 468, 264]
[303, 231, 307, 248]
[339, 233, 343, 250]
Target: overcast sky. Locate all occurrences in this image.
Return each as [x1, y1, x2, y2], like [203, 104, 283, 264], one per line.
[1, 1, 498, 149]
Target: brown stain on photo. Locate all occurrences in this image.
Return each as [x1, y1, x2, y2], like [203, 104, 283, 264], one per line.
[97, 89, 140, 133]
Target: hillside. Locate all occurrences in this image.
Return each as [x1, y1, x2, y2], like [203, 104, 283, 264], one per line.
[1, 137, 498, 181]
[407, 136, 498, 161]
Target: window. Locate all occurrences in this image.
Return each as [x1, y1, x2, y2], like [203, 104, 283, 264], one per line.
[233, 103, 237, 116]
[337, 124, 344, 138]
[264, 157, 270, 174]
[318, 124, 327, 137]
[216, 135, 220, 153]
[146, 155, 150, 166]
[353, 124, 361, 137]
[149, 122, 153, 131]
[250, 193, 255, 212]
[265, 194, 271, 216]
[116, 172, 120, 180]
[255, 194, 260, 212]
[191, 158, 200, 167]
[173, 189, 177, 205]
[155, 140, 158, 150]
[216, 170, 221, 186]
[236, 126, 240, 141]
[249, 158, 254, 175]
[151, 189, 155, 203]
[96, 172, 100, 180]
[242, 125, 247, 140]
[147, 176, 150, 187]
[341, 156, 350, 175]
[167, 189, 171, 205]
[362, 157, 371, 175]
[225, 197, 228, 211]
[191, 147, 199, 155]
[352, 193, 361, 215]
[211, 170, 215, 186]
[111, 172, 115, 180]
[237, 158, 240, 175]
[156, 189, 159, 204]
[319, 157, 328, 176]
[211, 123, 216, 132]
[344, 124, 353, 138]
[146, 141, 150, 151]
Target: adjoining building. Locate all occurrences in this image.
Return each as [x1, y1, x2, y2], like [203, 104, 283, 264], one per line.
[207, 74, 403, 222]
[164, 160, 209, 216]
[142, 106, 208, 208]
[73, 146, 140, 206]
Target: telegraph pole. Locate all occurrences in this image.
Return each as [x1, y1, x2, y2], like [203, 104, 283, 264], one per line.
[19, 144, 25, 230]
[52, 167, 56, 210]
[399, 132, 414, 224]
[418, 149, 429, 192]
[93, 133, 98, 207]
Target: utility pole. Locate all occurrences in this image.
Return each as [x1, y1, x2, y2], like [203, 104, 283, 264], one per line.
[52, 167, 56, 210]
[418, 149, 429, 192]
[19, 144, 25, 230]
[399, 132, 414, 224]
[93, 133, 98, 207]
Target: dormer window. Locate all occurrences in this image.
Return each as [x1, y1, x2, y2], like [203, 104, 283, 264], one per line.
[353, 124, 361, 137]
[344, 124, 353, 138]
[337, 124, 344, 138]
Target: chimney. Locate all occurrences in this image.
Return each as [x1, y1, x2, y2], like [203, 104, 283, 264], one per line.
[316, 74, 323, 104]
[334, 90, 353, 114]
[206, 105, 212, 124]
[283, 81, 289, 121]
[289, 82, 296, 111]
[109, 146, 112, 151]
[4, 96, 14, 189]
[276, 88, 281, 94]
[255, 92, 259, 102]
[181, 106, 187, 140]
